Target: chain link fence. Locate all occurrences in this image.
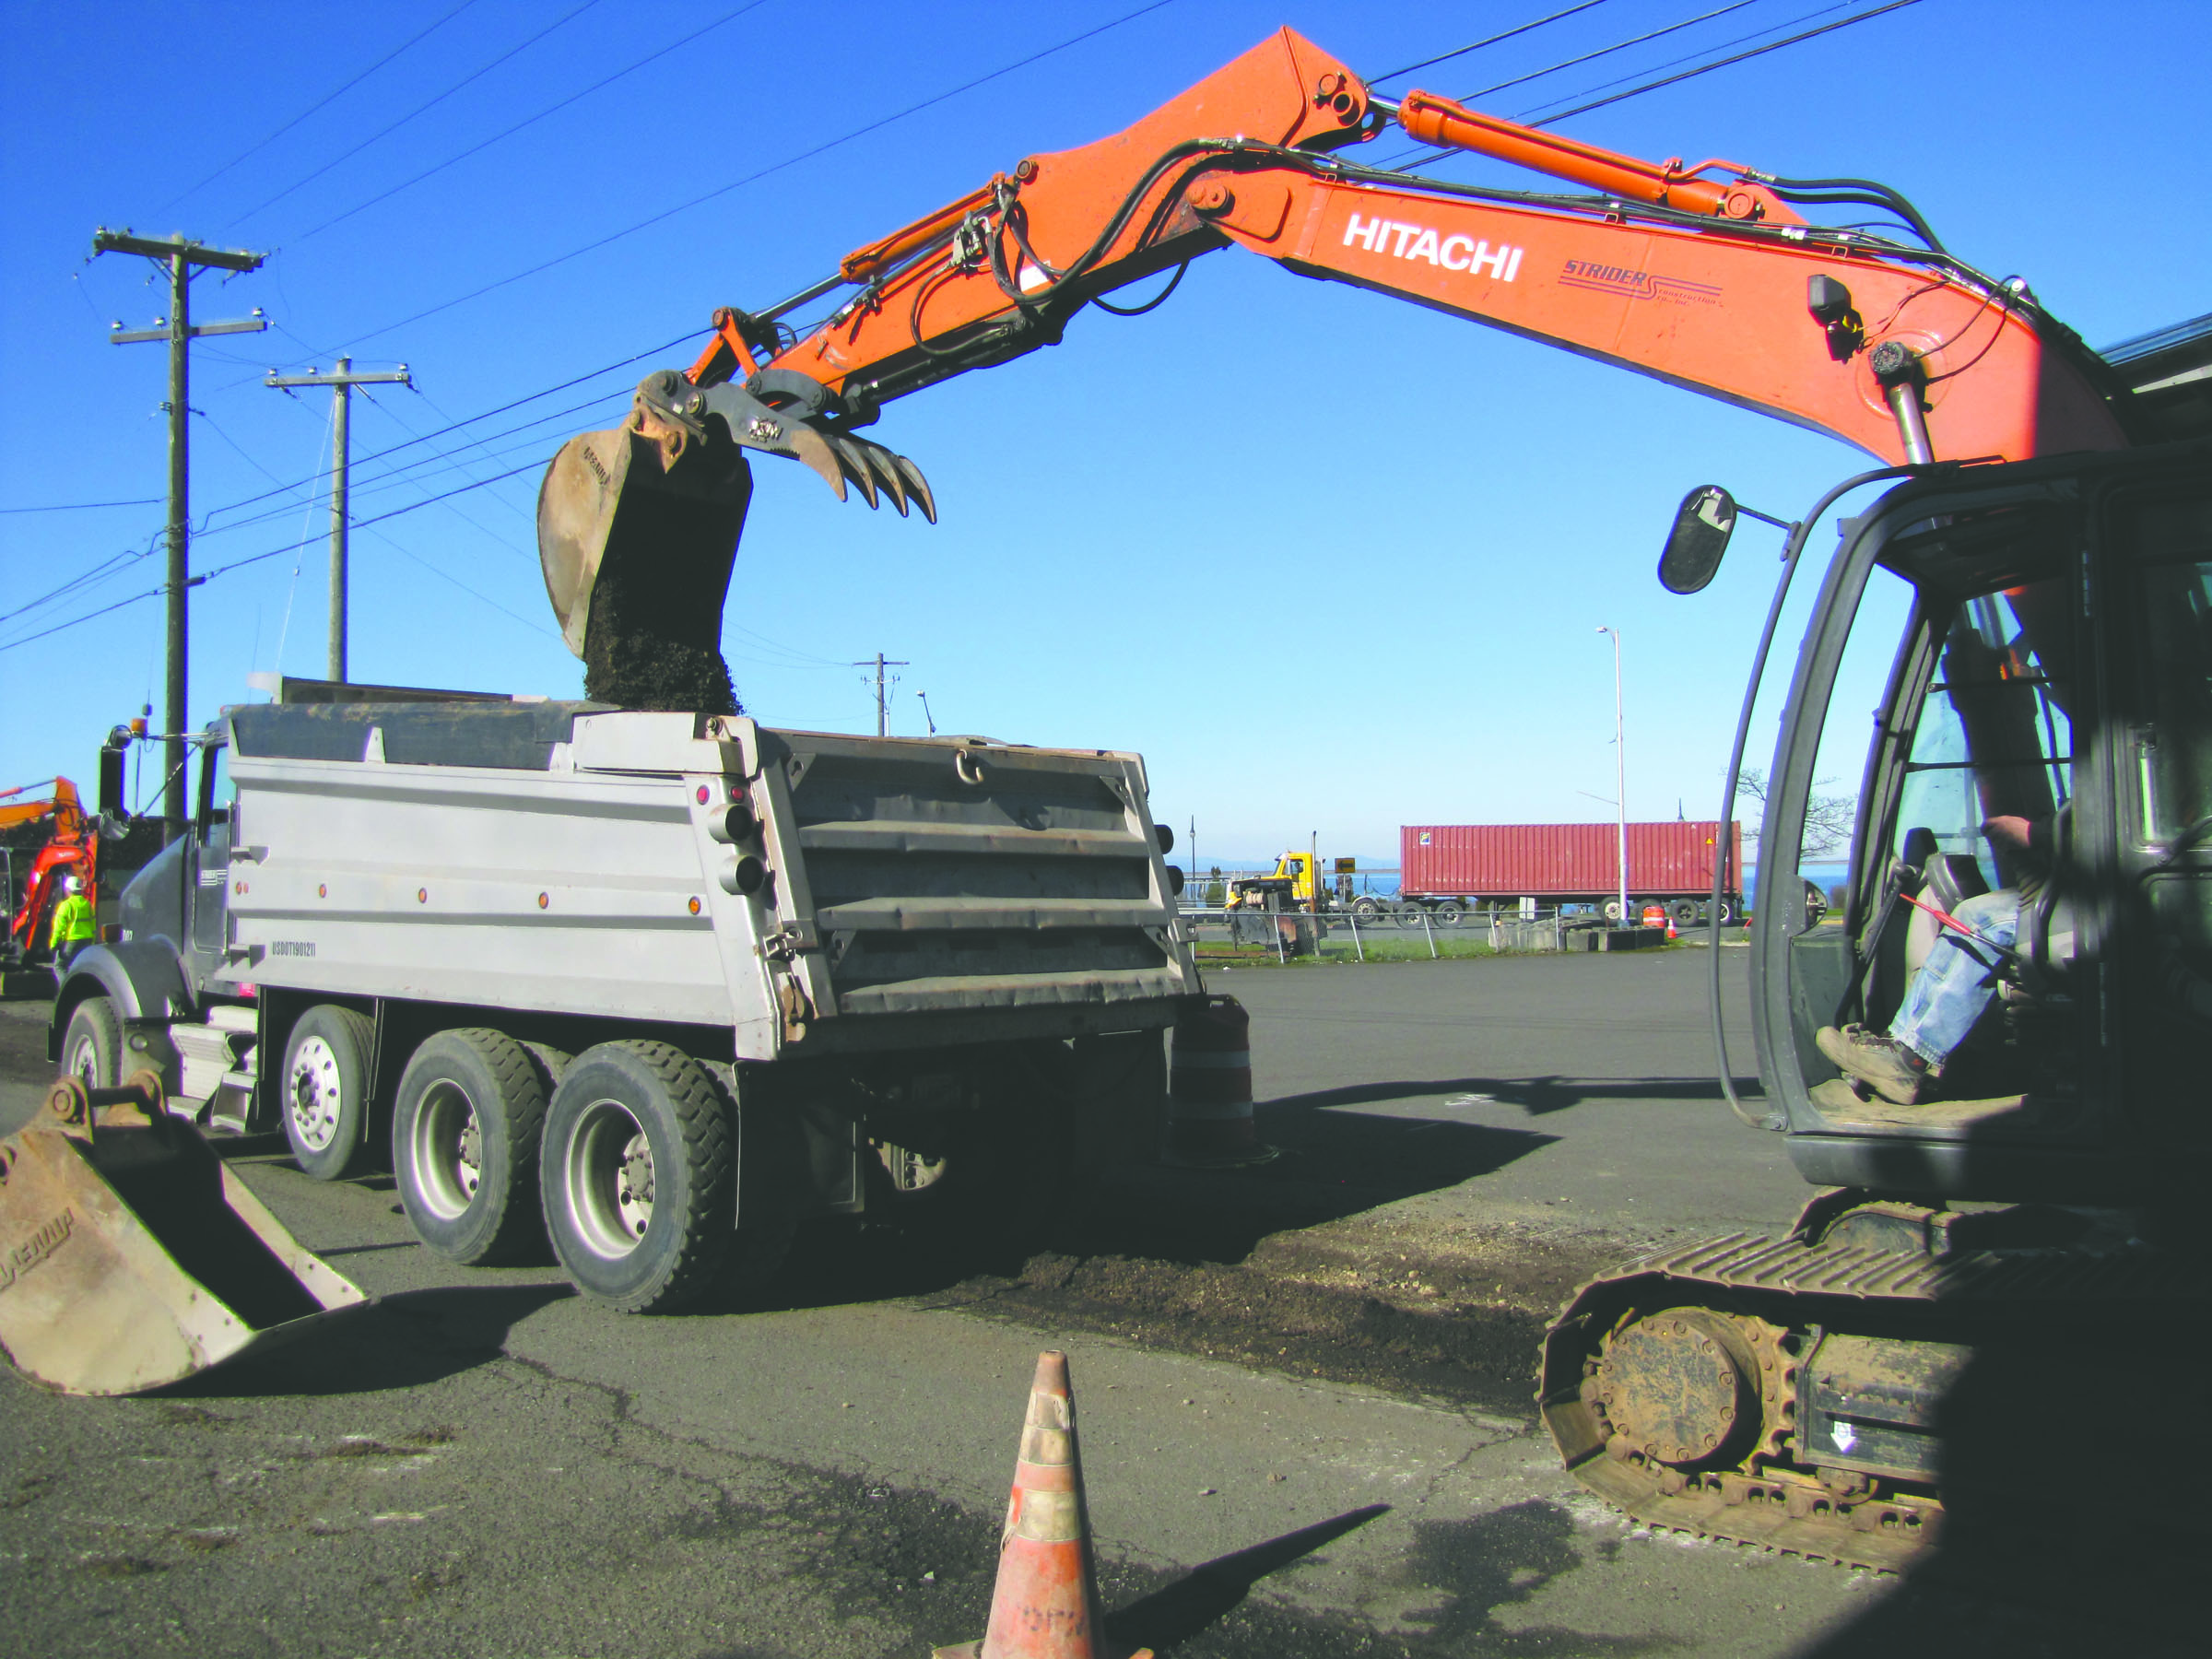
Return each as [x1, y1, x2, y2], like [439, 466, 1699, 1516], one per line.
[1175, 900, 1617, 962]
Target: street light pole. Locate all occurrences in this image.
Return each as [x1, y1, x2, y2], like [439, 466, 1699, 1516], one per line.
[1597, 626, 1627, 924]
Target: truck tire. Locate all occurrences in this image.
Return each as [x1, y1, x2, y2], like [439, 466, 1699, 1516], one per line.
[1396, 902, 1428, 930]
[61, 995, 122, 1089]
[282, 1005, 375, 1181]
[541, 1041, 784, 1313]
[1432, 899, 1465, 927]
[873, 1088, 1075, 1257]
[1669, 899, 1700, 926]
[393, 1029, 550, 1265]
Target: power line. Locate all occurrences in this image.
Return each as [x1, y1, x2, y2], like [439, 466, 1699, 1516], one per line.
[1539, 0, 1922, 124]
[324, 0, 1182, 352]
[1379, 0, 1910, 171]
[156, 0, 483, 214]
[0, 454, 550, 654]
[0, 535, 160, 628]
[1369, 2, 1614, 85]
[162, 332, 694, 543]
[228, 0, 608, 229]
[0, 585, 174, 654]
[1453, 0, 1765, 105]
[0, 496, 162, 514]
[288, 0, 772, 246]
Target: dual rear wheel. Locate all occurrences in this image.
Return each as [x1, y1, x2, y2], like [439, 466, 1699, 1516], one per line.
[392, 1033, 792, 1312]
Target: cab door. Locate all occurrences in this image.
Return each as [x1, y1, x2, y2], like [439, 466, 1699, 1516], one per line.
[2102, 474, 2212, 1181]
[186, 738, 232, 967]
[1751, 468, 2112, 1201]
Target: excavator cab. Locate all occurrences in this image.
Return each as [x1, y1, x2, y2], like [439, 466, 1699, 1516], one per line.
[1749, 439, 2212, 1212]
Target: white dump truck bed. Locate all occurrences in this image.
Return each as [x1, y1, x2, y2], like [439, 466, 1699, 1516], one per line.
[222, 700, 1197, 1061]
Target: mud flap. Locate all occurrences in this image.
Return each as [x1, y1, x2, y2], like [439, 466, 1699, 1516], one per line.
[0, 1073, 368, 1396]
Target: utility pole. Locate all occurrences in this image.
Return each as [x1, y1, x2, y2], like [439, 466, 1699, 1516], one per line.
[93, 228, 265, 838]
[265, 356, 413, 681]
[853, 653, 908, 736]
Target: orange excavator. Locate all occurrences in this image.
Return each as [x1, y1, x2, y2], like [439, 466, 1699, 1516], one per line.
[540, 28, 2212, 1571]
[0, 777, 97, 970]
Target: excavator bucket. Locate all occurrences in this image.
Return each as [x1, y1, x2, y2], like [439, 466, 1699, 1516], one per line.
[0, 1074, 367, 1396]
[537, 400, 753, 662]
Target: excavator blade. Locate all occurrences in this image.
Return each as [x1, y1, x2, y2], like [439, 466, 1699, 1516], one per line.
[536, 404, 752, 660]
[0, 1076, 368, 1396]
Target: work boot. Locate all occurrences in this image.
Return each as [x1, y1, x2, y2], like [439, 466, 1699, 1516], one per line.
[1815, 1025, 1930, 1105]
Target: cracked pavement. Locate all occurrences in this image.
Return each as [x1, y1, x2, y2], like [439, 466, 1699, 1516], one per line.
[3, 961, 2183, 1655]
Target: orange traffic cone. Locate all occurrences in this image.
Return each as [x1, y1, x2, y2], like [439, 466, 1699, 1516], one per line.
[934, 1351, 1151, 1659]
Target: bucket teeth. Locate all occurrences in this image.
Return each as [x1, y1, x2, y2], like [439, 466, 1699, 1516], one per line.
[890, 453, 937, 524]
[784, 423, 851, 502]
[858, 441, 910, 517]
[832, 438, 881, 510]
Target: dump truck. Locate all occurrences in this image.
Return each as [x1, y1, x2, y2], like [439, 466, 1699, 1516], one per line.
[45, 682, 1196, 1323]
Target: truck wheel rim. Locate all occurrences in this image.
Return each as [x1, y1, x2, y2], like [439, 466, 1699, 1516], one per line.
[67, 1033, 100, 1087]
[565, 1100, 654, 1259]
[288, 1036, 344, 1152]
[410, 1079, 483, 1221]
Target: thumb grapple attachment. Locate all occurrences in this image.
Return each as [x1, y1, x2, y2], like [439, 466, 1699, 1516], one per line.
[683, 373, 936, 524]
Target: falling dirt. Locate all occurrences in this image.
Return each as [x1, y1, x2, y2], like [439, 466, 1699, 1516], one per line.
[578, 451, 753, 714]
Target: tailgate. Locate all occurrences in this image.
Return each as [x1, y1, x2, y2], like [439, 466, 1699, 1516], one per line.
[754, 731, 1194, 1021]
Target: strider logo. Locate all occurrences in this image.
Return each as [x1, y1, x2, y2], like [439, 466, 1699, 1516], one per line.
[1343, 212, 1524, 281]
[1560, 258, 1721, 305]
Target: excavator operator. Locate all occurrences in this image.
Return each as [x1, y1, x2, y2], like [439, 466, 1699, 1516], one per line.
[1816, 812, 2050, 1105]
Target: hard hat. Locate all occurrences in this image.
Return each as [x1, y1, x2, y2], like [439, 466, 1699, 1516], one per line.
[61, 875, 81, 893]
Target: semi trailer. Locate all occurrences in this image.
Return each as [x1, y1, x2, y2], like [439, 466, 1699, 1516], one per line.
[1397, 820, 1744, 925]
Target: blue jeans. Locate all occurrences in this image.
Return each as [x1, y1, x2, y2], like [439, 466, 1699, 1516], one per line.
[1891, 888, 2018, 1070]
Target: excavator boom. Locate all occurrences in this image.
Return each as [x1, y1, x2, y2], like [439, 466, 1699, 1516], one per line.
[538, 28, 2131, 708]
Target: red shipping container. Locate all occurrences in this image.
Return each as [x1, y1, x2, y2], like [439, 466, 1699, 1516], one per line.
[1400, 821, 1740, 902]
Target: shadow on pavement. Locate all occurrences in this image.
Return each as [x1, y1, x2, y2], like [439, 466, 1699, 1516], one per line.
[1789, 1309, 2203, 1657]
[159, 1281, 574, 1398]
[1104, 1503, 1387, 1653]
[1395, 1499, 1665, 1654]
[1262, 1072, 1764, 1119]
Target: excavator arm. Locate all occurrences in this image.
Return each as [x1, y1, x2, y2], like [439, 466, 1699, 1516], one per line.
[539, 26, 2130, 706]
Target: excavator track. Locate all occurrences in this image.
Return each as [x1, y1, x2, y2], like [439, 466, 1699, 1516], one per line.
[1537, 1226, 2196, 1572]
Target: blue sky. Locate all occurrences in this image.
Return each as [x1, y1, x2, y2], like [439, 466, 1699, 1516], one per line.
[4, 0, 2205, 869]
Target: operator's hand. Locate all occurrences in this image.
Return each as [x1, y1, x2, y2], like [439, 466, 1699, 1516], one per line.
[1982, 815, 2034, 852]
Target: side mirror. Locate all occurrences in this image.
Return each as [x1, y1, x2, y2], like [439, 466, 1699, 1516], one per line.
[1659, 485, 1736, 594]
[98, 730, 128, 818]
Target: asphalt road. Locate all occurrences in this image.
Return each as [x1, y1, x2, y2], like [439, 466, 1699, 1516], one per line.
[0, 960, 2186, 1655]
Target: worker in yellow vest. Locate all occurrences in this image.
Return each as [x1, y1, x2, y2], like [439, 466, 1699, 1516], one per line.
[49, 874, 96, 971]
